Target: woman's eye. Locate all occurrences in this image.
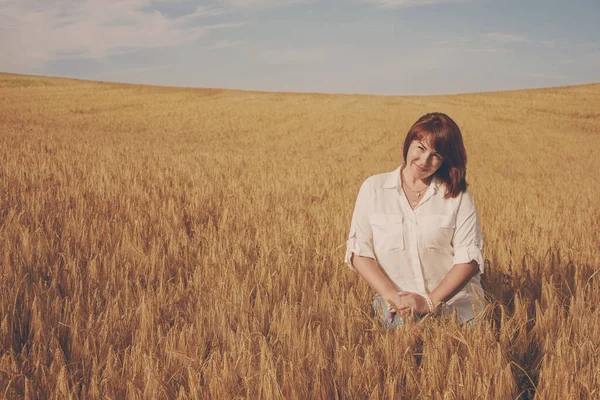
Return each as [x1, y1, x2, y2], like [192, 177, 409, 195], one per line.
[418, 146, 425, 151]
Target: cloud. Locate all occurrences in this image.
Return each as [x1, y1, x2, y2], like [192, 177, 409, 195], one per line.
[542, 40, 555, 49]
[0, 0, 246, 71]
[461, 47, 513, 53]
[218, 0, 311, 8]
[575, 41, 600, 51]
[205, 21, 247, 29]
[482, 32, 530, 43]
[583, 51, 600, 64]
[430, 35, 512, 54]
[178, 5, 234, 21]
[210, 39, 245, 49]
[559, 59, 576, 65]
[506, 70, 569, 80]
[102, 63, 173, 77]
[431, 36, 472, 47]
[260, 47, 328, 65]
[359, 0, 474, 8]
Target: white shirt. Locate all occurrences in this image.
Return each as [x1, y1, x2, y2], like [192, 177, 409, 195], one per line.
[345, 165, 486, 322]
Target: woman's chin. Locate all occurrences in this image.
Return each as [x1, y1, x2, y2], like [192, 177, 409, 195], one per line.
[410, 165, 430, 178]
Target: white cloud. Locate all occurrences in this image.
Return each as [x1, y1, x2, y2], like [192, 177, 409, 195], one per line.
[559, 59, 576, 65]
[102, 63, 173, 77]
[575, 41, 600, 51]
[542, 40, 555, 49]
[583, 51, 600, 64]
[462, 47, 513, 53]
[210, 39, 245, 49]
[431, 36, 472, 47]
[178, 5, 234, 21]
[506, 70, 569, 80]
[218, 0, 311, 8]
[0, 0, 246, 71]
[360, 0, 474, 8]
[482, 32, 530, 43]
[429, 35, 512, 54]
[260, 47, 327, 65]
[205, 21, 247, 29]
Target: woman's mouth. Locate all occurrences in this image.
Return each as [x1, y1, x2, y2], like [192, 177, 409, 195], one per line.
[414, 164, 428, 172]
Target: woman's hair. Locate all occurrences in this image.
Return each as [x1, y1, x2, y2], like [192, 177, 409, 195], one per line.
[402, 112, 468, 198]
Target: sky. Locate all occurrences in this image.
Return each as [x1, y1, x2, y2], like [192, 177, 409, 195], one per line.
[1, 0, 599, 95]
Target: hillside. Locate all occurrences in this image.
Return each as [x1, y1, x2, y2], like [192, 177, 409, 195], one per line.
[1, 73, 599, 398]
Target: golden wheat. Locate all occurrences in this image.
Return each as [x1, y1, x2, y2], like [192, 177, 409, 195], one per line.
[1, 73, 599, 398]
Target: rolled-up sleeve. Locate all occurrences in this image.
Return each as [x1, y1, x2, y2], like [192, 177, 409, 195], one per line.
[452, 190, 484, 273]
[345, 179, 376, 271]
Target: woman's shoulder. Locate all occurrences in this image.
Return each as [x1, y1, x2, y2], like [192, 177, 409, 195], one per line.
[433, 177, 476, 202]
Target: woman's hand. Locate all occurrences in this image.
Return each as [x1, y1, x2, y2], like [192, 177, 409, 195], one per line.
[386, 292, 431, 316]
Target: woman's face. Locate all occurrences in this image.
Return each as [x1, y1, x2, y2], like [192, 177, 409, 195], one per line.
[405, 137, 444, 180]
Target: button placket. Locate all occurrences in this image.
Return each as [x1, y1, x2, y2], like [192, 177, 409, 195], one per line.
[413, 210, 428, 291]
[400, 194, 427, 291]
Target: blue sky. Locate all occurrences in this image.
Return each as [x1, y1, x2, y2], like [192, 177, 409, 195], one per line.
[1, 0, 599, 95]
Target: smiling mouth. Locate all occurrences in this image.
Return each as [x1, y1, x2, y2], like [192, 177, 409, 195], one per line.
[414, 164, 428, 172]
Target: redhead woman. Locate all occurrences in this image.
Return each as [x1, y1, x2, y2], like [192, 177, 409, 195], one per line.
[345, 113, 486, 328]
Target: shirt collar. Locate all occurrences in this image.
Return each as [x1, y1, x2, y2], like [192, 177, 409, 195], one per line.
[383, 166, 402, 189]
[383, 164, 442, 193]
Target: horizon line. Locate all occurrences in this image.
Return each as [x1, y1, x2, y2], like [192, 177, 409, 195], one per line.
[2, 71, 599, 98]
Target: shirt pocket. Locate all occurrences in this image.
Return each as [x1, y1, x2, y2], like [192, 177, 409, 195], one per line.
[369, 213, 404, 254]
[421, 215, 455, 253]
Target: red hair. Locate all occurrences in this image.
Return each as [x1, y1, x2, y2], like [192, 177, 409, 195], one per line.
[402, 113, 468, 198]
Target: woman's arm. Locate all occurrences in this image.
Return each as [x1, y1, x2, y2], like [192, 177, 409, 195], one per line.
[351, 254, 398, 299]
[351, 254, 416, 314]
[427, 261, 480, 306]
[387, 262, 480, 314]
[351, 250, 481, 316]
[428, 191, 484, 305]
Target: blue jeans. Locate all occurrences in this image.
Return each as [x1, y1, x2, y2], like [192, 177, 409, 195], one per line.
[373, 294, 476, 327]
[372, 294, 405, 329]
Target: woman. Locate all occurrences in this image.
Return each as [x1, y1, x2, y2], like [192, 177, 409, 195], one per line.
[345, 113, 485, 328]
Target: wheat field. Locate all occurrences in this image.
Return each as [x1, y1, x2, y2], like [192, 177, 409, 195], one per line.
[1, 72, 599, 399]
